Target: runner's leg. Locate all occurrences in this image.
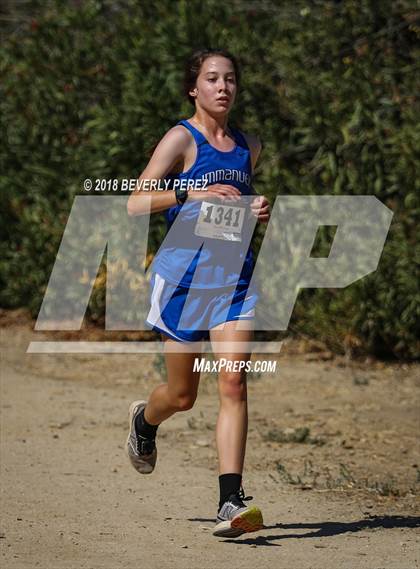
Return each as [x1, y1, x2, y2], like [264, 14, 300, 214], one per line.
[210, 320, 253, 475]
[210, 319, 263, 536]
[143, 335, 202, 425]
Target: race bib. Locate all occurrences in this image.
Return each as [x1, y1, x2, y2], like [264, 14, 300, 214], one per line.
[194, 201, 246, 241]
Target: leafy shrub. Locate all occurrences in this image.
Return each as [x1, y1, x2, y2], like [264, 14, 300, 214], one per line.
[1, 0, 418, 358]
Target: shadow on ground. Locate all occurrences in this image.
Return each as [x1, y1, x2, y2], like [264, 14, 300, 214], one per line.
[190, 515, 420, 545]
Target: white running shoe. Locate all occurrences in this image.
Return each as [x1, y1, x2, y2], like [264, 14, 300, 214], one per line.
[213, 488, 264, 538]
[126, 400, 157, 475]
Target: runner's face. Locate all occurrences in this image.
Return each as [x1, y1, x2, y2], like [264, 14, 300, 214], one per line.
[192, 56, 237, 114]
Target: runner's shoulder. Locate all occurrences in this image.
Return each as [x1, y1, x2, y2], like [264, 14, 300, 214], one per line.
[149, 125, 194, 167]
[160, 124, 194, 152]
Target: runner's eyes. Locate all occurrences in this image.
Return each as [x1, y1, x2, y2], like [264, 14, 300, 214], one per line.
[206, 77, 236, 83]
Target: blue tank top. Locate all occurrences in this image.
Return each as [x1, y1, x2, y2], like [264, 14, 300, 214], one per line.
[151, 119, 256, 289]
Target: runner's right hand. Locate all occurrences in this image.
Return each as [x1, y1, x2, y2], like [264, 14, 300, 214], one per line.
[188, 184, 242, 203]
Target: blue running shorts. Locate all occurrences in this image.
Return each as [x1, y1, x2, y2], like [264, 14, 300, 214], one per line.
[146, 273, 258, 342]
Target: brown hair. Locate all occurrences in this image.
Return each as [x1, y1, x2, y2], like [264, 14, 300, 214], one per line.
[183, 48, 241, 106]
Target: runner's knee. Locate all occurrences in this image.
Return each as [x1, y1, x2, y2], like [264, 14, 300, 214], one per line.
[218, 372, 247, 401]
[169, 391, 197, 411]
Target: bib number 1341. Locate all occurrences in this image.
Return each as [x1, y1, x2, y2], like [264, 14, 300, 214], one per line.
[194, 201, 246, 241]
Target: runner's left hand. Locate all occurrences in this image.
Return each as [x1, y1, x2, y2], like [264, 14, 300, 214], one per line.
[250, 195, 270, 223]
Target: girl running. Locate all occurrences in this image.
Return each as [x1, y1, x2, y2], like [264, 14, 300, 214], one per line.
[126, 48, 270, 538]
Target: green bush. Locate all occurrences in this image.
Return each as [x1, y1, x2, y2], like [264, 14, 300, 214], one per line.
[1, 0, 418, 358]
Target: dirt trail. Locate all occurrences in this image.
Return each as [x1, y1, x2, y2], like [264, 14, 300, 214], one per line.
[1, 315, 419, 569]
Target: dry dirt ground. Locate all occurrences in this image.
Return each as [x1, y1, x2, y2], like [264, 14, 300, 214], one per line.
[1, 311, 419, 569]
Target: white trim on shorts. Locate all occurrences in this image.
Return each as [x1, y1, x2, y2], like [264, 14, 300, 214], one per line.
[146, 273, 185, 342]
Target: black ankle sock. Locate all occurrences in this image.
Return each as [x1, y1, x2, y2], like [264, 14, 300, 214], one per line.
[135, 407, 159, 439]
[218, 473, 242, 509]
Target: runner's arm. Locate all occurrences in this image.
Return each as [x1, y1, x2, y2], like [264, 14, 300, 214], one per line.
[245, 133, 262, 175]
[243, 132, 270, 221]
[127, 127, 190, 216]
[242, 132, 262, 195]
